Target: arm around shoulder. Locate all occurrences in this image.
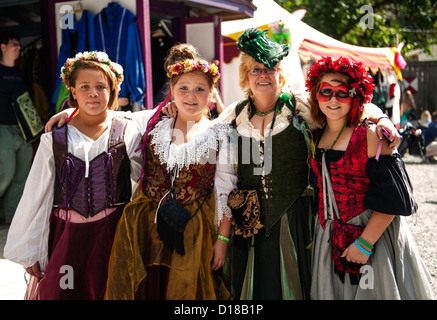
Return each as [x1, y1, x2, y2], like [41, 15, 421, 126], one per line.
[366, 124, 396, 158]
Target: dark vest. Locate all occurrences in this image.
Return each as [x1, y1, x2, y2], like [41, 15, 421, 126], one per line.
[53, 117, 132, 217]
[236, 115, 309, 234]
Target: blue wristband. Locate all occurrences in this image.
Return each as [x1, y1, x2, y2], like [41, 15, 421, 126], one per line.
[355, 239, 372, 256]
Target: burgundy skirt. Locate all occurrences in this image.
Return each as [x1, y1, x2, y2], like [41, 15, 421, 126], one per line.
[37, 206, 124, 300]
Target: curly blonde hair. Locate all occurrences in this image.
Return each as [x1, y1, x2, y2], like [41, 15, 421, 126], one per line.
[238, 53, 287, 98]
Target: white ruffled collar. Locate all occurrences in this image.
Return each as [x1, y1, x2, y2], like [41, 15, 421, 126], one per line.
[149, 117, 230, 174]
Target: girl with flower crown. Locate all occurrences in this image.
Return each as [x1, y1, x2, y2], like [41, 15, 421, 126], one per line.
[4, 51, 144, 299]
[101, 45, 237, 300]
[307, 56, 433, 299]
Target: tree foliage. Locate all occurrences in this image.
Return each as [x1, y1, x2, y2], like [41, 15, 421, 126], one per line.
[274, 0, 437, 57]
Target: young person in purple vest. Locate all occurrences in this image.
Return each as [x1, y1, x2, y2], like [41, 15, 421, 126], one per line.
[4, 51, 143, 299]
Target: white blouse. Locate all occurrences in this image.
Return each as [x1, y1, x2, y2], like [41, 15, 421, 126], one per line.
[217, 89, 322, 136]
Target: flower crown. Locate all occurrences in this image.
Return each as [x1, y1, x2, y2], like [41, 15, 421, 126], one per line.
[306, 56, 375, 125]
[60, 51, 124, 89]
[166, 59, 220, 83]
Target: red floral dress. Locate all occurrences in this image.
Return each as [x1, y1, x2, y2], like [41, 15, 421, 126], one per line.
[310, 124, 370, 275]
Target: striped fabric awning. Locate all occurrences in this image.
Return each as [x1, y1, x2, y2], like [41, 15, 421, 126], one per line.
[298, 38, 395, 74]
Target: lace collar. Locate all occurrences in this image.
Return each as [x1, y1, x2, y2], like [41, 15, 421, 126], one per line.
[149, 117, 230, 174]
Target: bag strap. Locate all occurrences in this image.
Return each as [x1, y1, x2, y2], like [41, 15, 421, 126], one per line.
[167, 115, 178, 195]
[155, 116, 180, 222]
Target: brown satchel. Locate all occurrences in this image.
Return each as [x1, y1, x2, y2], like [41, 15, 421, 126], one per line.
[227, 189, 263, 238]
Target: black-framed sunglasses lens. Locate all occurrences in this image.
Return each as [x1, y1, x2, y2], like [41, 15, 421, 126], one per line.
[248, 68, 278, 76]
[319, 88, 349, 98]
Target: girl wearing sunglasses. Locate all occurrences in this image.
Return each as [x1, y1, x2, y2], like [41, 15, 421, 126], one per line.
[307, 56, 433, 300]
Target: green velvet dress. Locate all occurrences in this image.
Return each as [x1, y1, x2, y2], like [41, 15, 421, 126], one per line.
[224, 94, 314, 300]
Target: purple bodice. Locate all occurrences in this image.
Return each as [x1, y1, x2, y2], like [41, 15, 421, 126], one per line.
[52, 117, 132, 218]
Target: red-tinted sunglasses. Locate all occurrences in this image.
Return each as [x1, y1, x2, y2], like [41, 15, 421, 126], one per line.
[317, 82, 352, 103]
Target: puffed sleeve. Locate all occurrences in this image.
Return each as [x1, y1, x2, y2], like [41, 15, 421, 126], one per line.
[216, 100, 238, 125]
[364, 154, 418, 216]
[214, 127, 238, 228]
[4, 133, 55, 271]
[121, 116, 144, 192]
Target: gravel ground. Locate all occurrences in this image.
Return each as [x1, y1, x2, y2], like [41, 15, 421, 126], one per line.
[402, 154, 437, 298]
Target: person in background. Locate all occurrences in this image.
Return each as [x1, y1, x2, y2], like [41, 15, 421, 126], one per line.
[209, 85, 226, 119]
[307, 56, 434, 299]
[419, 109, 432, 127]
[0, 33, 33, 224]
[400, 90, 417, 127]
[423, 110, 437, 161]
[208, 59, 226, 119]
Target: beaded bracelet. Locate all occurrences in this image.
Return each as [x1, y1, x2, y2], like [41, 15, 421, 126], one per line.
[358, 236, 374, 250]
[217, 234, 230, 244]
[354, 239, 372, 256]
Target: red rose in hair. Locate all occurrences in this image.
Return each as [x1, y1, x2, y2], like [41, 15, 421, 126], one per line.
[306, 56, 375, 125]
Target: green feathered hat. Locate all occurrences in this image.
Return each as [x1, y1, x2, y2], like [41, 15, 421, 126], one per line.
[237, 28, 290, 69]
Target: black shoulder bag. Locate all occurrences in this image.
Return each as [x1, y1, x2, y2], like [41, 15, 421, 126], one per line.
[156, 117, 208, 255]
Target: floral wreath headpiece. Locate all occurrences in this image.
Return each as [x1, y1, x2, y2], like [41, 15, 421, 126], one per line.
[61, 51, 124, 89]
[166, 59, 220, 83]
[306, 56, 375, 125]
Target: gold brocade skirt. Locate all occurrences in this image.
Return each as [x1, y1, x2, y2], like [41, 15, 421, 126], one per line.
[104, 188, 232, 300]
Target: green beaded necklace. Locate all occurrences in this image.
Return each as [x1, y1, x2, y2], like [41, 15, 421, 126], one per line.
[255, 107, 277, 116]
[327, 122, 347, 150]
[248, 95, 282, 118]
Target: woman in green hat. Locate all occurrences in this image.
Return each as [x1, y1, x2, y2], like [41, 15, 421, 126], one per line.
[218, 28, 399, 300]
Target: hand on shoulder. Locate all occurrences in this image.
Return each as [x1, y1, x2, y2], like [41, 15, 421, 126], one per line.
[367, 124, 396, 158]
